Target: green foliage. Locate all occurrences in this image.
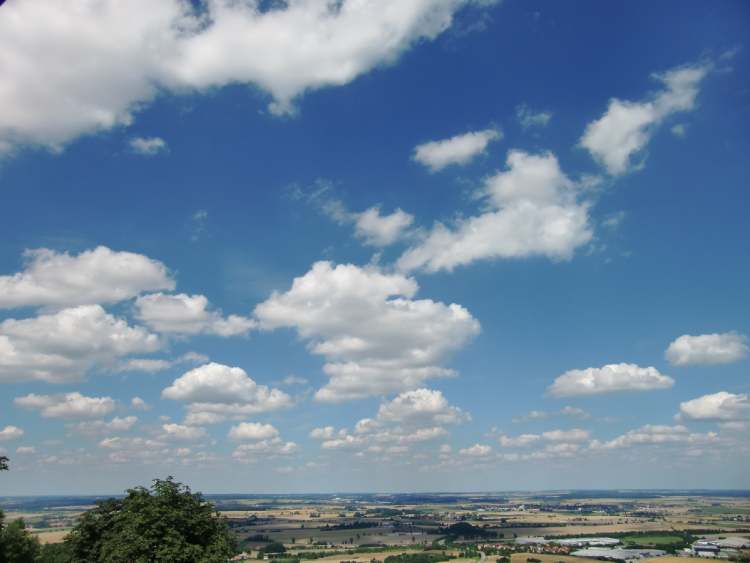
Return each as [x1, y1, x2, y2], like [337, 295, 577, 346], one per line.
[64, 476, 236, 563]
[0, 517, 41, 563]
[0, 456, 8, 471]
[259, 541, 287, 556]
[383, 553, 453, 563]
[440, 522, 494, 539]
[37, 543, 73, 563]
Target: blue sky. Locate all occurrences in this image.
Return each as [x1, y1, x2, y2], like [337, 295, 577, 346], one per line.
[0, 0, 749, 495]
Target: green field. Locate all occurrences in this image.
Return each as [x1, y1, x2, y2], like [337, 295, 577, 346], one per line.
[620, 535, 686, 546]
[695, 506, 750, 515]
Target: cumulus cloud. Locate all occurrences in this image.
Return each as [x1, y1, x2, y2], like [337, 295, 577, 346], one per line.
[516, 105, 552, 129]
[459, 443, 492, 456]
[255, 262, 479, 401]
[580, 62, 710, 175]
[116, 352, 209, 374]
[498, 428, 589, 447]
[15, 392, 115, 419]
[0, 426, 24, 441]
[16, 446, 35, 455]
[279, 375, 308, 386]
[229, 422, 279, 442]
[397, 150, 593, 273]
[678, 391, 750, 422]
[376, 388, 469, 425]
[541, 428, 590, 442]
[548, 363, 674, 397]
[232, 438, 298, 462]
[129, 136, 168, 155]
[0, 0, 495, 154]
[413, 128, 501, 172]
[135, 293, 256, 336]
[0, 304, 160, 384]
[590, 424, 718, 450]
[666, 332, 748, 366]
[229, 422, 296, 461]
[69, 416, 138, 436]
[310, 426, 336, 440]
[0, 246, 173, 309]
[312, 388, 466, 456]
[161, 423, 208, 441]
[498, 433, 541, 447]
[130, 397, 151, 411]
[162, 362, 293, 419]
[353, 207, 415, 247]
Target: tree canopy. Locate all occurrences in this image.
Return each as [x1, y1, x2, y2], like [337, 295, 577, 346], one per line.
[0, 456, 8, 471]
[64, 476, 236, 563]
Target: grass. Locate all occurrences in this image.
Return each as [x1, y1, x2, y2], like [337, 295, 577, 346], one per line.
[620, 535, 686, 546]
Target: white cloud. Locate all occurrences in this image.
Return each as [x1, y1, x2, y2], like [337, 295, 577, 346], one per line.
[232, 438, 297, 462]
[354, 207, 414, 247]
[161, 423, 208, 441]
[590, 424, 718, 450]
[560, 406, 590, 419]
[16, 446, 35, 455]
[580, 62, 710, 175]
[313, 388, 465, 456]
[129, 136, 168, 155]
[413, 128, 501, 172]
[397, 150, 593, 273]
[678, 391, 750, 422]
[69, 416, 138, 435]
[310, 426, 336, 439]
[0, 0, 495, 154]
[459, 443, 492, 456]
[548, 363, 674, 397]
[0, 426, 24, 441]
[15, 392, 115, 419]
[162, 362, 292, 418]
[184, 412, 226, 426]
[130, 397, 151, 411]
[0, 304, 160, 384]
[135, 293, 256, 336]
[671, 123, 687, 137]
[516, 105, 552, 129]
[118, 352, 210, 373]
[0, 246, 173, 309]
[541, 428, 590, 442]
[228, 422, 279, 442]
[498, 433, 541, 447]
[279, 375, 308, 386]
[255, 262, 479, 401]
[666, 332, 748, 366]
[499, 428, 589, 448]
[316, 196, 414, 247]
[376, 388, 469, 425]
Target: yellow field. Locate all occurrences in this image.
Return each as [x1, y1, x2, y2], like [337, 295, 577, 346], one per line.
[511, 553, 591, 563]
[32, 530, 69, 544]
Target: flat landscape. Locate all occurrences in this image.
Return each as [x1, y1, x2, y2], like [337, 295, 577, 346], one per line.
[3, 491, 749, 561]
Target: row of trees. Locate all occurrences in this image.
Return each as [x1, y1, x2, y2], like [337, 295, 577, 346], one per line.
[1, 457, 237, 562]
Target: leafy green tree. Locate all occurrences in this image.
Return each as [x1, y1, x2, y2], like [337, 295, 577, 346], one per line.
[0, 517, 41, 563]
[259, 542, 287, 557]
[64, 476, 236, 563]
[0, 456, 8, 471]
[37, 543, 73, 563]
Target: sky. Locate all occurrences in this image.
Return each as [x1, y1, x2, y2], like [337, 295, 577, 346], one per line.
[0, 0, 749, 496]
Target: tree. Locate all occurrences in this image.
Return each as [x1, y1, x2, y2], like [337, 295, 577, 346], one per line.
[0, 517, 41, 563]
[0, 456, 8, 471]
[259, 541, 286, 557]
[64, 476, 236, 563]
